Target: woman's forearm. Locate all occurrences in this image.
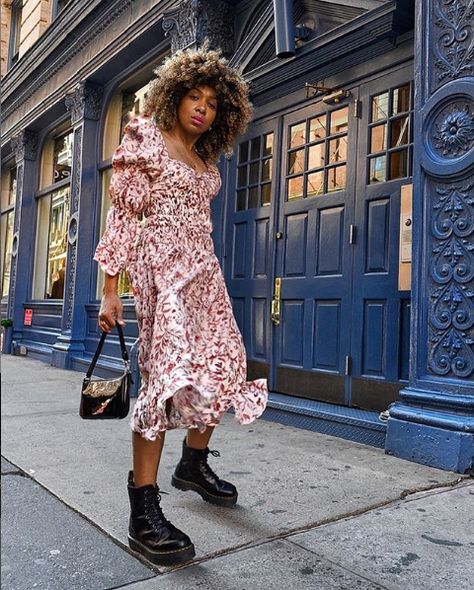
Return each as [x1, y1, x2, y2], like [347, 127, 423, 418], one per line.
[103, 272, 119, 296]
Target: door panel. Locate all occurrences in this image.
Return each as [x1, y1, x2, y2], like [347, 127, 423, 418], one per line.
[351, 66, 414, 410]
[224, 66, 413, 412]
[224, 121, 278, 383]
[273, 100, 357, 404]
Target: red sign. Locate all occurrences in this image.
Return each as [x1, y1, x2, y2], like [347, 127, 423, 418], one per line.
[24, 309, 33, 326]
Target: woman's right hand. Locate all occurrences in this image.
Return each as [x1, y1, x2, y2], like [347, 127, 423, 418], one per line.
[98, 293, 124, 333]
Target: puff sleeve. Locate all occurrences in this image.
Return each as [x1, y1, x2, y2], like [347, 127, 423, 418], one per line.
[94, 118, 153, 276]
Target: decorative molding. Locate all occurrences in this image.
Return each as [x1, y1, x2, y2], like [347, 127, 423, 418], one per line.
[429, 181, 474, 378]
[433, 0, 474, 87]
[163, 0, 234, 56]
[65, 82, 104, 124]
[2, 0, 134, 121]
[63, 125, 83, 330]
[10, 130, 38, 163]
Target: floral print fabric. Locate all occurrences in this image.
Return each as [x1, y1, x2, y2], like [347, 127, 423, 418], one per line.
[94, 116, 268, 440]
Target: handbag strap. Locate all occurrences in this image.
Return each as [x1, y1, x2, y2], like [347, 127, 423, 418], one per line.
[85, 323, 129, 379]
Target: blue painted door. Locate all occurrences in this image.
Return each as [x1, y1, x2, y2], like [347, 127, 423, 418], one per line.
[224, 66, 413, 412]
[224, 120, 277, 385]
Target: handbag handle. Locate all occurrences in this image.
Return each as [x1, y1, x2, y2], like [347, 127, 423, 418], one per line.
[85, 323, 129, 380]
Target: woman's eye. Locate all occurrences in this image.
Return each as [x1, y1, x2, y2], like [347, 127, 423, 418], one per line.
[209, 103, 217, 110]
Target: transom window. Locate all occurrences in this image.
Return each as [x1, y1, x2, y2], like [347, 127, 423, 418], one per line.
[286, 106, 348, 201]
[367, 83, 413, 183]
[236, 132, 274, 210]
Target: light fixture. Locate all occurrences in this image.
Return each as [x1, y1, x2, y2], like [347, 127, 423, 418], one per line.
[305, 83, 351, 104]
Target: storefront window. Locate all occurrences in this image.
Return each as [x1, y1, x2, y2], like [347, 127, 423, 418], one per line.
[45, 187, 70, 298]
[1, 168, 16, 299]
[97, 79, 155, 299]
[33, 130, 73, 300]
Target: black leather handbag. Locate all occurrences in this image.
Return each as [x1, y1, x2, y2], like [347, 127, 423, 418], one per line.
[79, 323, 131, 419]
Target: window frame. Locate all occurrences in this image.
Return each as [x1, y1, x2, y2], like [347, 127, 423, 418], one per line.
[7, 0, 23, 69]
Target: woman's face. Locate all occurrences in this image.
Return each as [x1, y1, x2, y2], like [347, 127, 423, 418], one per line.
[176, 85, 218, 136]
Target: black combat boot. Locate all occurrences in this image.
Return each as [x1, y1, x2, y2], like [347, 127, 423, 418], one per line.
[127, 471, 195, 566]
[171, 439, 238, 507]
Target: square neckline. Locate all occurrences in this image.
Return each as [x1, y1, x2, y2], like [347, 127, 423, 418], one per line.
[153, 124, 212, 178]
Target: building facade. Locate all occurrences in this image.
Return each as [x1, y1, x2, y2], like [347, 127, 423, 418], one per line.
[1, 0, 473, 472]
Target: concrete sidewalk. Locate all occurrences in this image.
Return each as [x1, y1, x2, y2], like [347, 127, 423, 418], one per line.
[1, 355, 472, 590]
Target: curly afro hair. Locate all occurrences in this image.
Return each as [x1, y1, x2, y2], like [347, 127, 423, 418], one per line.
[143, 44, 252, 163]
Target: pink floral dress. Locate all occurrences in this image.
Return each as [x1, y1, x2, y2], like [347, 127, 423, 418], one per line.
[94, 116, 268, 440]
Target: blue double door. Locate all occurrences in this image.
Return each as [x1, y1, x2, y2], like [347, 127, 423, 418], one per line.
[224, 67, 413, 411]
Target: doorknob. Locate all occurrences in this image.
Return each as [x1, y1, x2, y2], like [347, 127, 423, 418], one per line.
[271, 277, 282, 325]
[275, 231, 283, 239]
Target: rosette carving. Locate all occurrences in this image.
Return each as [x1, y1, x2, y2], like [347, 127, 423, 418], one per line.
[433, 103, 474, 158]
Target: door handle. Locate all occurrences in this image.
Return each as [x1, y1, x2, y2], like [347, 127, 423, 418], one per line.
[271, 277, 282, 325]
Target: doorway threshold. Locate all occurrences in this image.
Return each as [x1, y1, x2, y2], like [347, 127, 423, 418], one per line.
[262, 392, 387, 449]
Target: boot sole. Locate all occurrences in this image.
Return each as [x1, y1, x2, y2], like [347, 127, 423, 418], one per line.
[171, 474, 238, 507]
[128, 535, 195, 566]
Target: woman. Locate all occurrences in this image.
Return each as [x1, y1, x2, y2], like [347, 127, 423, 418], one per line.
[94, 46, 268, 566]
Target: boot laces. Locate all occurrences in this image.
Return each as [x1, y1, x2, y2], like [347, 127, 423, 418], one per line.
[201, 448, 221, 481]
[143, 487, 171, 530]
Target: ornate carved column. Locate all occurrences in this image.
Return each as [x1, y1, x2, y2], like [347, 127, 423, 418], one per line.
[51, 81, 104, 368]
[163, 0, 234, 56]
[5, 131, 38, 354]
[385, 0, 474, 472]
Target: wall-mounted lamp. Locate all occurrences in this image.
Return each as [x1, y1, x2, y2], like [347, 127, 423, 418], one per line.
[305, 83, 352, 104]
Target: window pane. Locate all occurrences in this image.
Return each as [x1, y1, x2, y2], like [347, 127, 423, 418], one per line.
[327, 165, 346, 192]
[261, 183, 271, 206]
[2, 211, 14, 298]
[46, 187, 70, 299]
[309, 115, 326, 141]
[371, 92, 389, 122]
[390, 116, 409, 148]
[53, 132, 73, 182]
[288, 176, 304, 200]
[121, 82, 151, 137]
[306, 171, 324, 197]
[239, 141, 249, 163]
[237, 166, 247, 188]
[288, 149, 305, 175]
[8, 168, 17, 205]
[290, 122, 306, 148]
[263, 133, 274, 156]
[370, 124, 387, 153]
[248, 186, 259, 209]
[261, 159, 272, 182]
[393, 84, 410, 115]
[237, 189, 246, 211]
[308, 142, 325, 169]
[389, 149, 408, 180]
[330, 107, 348, 134]
[328, 136, 347, 163]
[250, 137, 261, 160]
[369, 156, 386, 183]
[249, 162, 260, 184]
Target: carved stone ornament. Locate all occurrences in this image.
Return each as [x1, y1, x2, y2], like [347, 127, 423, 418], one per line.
[163, 0, 234, 57]
[429, 181, 474, 377]
[434, 0, 474, 86]
[65, 82, 104, 124]
[11, 130, 38, 163]
[433, 102, 474, 158]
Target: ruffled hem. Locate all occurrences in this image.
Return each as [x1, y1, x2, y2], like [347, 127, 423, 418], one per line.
[130, 376, 268, 441]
